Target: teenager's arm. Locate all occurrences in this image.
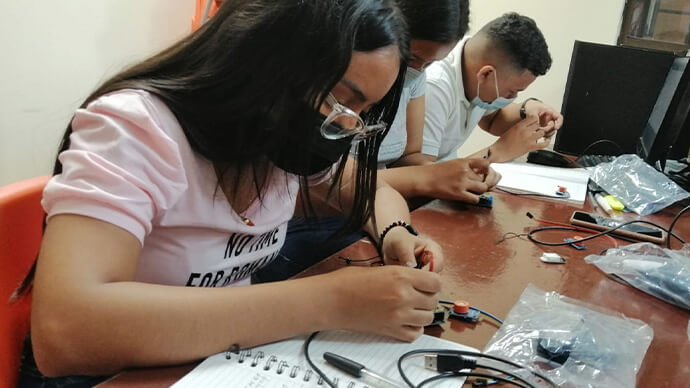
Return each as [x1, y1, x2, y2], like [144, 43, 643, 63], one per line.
[392, 96, 435, 167]
[31, 214, 441, 376]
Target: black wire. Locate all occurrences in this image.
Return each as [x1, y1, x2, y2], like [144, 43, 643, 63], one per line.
[417, 371, 532, 388]
[476, 362, 536, 388]
[337, 254, 382, 265]
[667, 204, 690, 248]
[397, 349, 558, 388]
[526, 219, 686, 247]
[303, 331, 337, 388]
[578, 139, 624, 157]
[496, 187, 571, 200]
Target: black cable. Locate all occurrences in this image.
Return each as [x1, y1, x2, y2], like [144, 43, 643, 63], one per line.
[526, 219, 686, 247]
[397, 349, 558, 388]
[578, 139, 624, 157]
[337, 254, 382, 266]
[496, 187, 571, 200]
[476, 362, 535, 388]
[418, 371, 532, 388]
[667, 204, 690, 248]
[303, 331, 337, 388]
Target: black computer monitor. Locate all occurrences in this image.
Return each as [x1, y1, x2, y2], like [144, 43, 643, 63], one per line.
[637, 56, 690, 170]
[554, 41, 675, 156]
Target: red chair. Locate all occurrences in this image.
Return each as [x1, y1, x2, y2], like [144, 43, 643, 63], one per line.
[191, 0, 224, 31]
[0, 176, 50, 388]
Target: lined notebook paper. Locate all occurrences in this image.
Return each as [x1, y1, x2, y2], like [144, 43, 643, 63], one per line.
[172, 330, 478, 388]
[492, 162, 590, 204]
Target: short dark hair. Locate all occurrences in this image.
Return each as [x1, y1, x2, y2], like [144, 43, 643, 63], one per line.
[398, 0, 470, 43]
[481, 12, 551, 76]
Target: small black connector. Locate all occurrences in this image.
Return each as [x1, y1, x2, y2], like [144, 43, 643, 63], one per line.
[472, 378, 490, 387]
[424, 354, 477, 372]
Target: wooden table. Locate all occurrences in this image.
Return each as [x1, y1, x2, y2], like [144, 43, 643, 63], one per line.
[99, 192, 690, 387]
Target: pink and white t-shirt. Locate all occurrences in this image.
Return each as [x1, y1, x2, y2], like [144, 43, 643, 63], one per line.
[42, 89, 304, 287]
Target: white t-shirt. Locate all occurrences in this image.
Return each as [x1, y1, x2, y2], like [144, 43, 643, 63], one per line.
[377, 70, 426, 168]
[42, 89, 312, 287]
[422, 36, 496, 161]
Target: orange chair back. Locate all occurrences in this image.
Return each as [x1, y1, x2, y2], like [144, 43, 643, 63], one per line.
[191, 0, 223, 31]
[0, 176, 49, 388]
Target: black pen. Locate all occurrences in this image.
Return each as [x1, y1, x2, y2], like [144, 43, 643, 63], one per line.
[323, 352, 403, 388]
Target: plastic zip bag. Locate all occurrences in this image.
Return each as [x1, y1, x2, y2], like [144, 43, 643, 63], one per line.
[589, 154, 689, 215]
[483, 284, 653, 388]
[585, 242, 690, 310]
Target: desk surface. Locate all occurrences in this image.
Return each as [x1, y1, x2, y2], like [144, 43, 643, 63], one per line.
[99, 192, 690, 387]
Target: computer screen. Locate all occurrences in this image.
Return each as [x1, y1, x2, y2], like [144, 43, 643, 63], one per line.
[638, 56, 690, 170]
[554, 41, 675, 156]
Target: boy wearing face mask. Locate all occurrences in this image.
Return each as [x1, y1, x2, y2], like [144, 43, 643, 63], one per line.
[422, 13, 562, 166]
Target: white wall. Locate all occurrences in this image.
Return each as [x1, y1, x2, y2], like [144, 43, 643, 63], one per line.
[0, 1, 195, 186]
[457, 0, 627, 157]
[0, 1, 627, 185]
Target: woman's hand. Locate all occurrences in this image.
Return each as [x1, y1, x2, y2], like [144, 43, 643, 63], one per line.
[327, 265, 441, 342]
[380, 227, 444, 272]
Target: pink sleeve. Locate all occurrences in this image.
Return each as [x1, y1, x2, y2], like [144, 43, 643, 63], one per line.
[42, 91, 188, 244]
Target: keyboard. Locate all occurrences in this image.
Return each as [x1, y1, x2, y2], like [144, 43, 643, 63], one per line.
[576, 154, 616, 168]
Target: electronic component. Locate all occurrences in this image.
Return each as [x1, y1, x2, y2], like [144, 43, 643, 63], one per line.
[564, 237, 586, 250]
[447, 300, 479, 323]
[540, 252, 566, 264]
[476, 195, 493, 208]
[427, 306, 446, 327]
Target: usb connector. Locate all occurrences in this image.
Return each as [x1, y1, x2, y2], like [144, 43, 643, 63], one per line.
[424, 354, 477, 372]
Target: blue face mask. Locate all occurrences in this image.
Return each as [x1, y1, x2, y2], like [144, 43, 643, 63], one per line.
[471, 68, 515, 110]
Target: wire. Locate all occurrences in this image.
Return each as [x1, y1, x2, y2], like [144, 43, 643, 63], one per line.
[527, 219, 686, 247]
[578, 139, 624, 157]
[496, 187, 571, 200]
[438, 300, 504, 325]
[303, 331, 337, 388]
[397, 349, 558, 388]
[526, 212, 618, 247]
[667, 204, 690, 248]
[469, 307, 504, 325]
[497, 232, 528, 244]
[337, 254, 383, 266]
[418, 371, 531, 388]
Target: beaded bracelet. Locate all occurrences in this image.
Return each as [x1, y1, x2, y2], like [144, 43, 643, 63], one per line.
[379, 221, 418, 249]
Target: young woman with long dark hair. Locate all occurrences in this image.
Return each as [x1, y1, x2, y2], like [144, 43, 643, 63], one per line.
[15, 1, 443, 384]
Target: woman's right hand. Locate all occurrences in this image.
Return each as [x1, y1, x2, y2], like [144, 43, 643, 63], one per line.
[423, 158, 500, 203]
[324, 265, 441, 342]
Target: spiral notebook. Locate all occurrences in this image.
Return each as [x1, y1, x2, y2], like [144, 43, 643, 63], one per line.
[172, 330, 478, 388]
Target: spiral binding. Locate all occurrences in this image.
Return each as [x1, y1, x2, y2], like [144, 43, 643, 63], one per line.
[227, 348, 372, 387]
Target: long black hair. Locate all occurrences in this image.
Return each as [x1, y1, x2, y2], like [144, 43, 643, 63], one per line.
[12, 0, 408, 299]
[397, 0, 470, 43]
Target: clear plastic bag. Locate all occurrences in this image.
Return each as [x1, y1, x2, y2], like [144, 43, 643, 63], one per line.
[483, 284, 653, 388]
[585, 242, 690, 310]
[589, 154, 689, 215]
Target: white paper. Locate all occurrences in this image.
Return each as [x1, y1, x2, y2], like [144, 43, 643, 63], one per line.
[173, 331, 478, 388]
[492, 162, 590, 204]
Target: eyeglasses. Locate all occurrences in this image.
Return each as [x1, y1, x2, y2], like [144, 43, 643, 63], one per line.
[320, 93, 387, 140]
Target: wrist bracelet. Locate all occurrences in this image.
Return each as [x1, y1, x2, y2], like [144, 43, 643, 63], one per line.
[379, 221, 418, 249]
[519, 97, 541, 119]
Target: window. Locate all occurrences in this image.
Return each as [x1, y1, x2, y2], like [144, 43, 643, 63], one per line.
[619, 0, 690, 54]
